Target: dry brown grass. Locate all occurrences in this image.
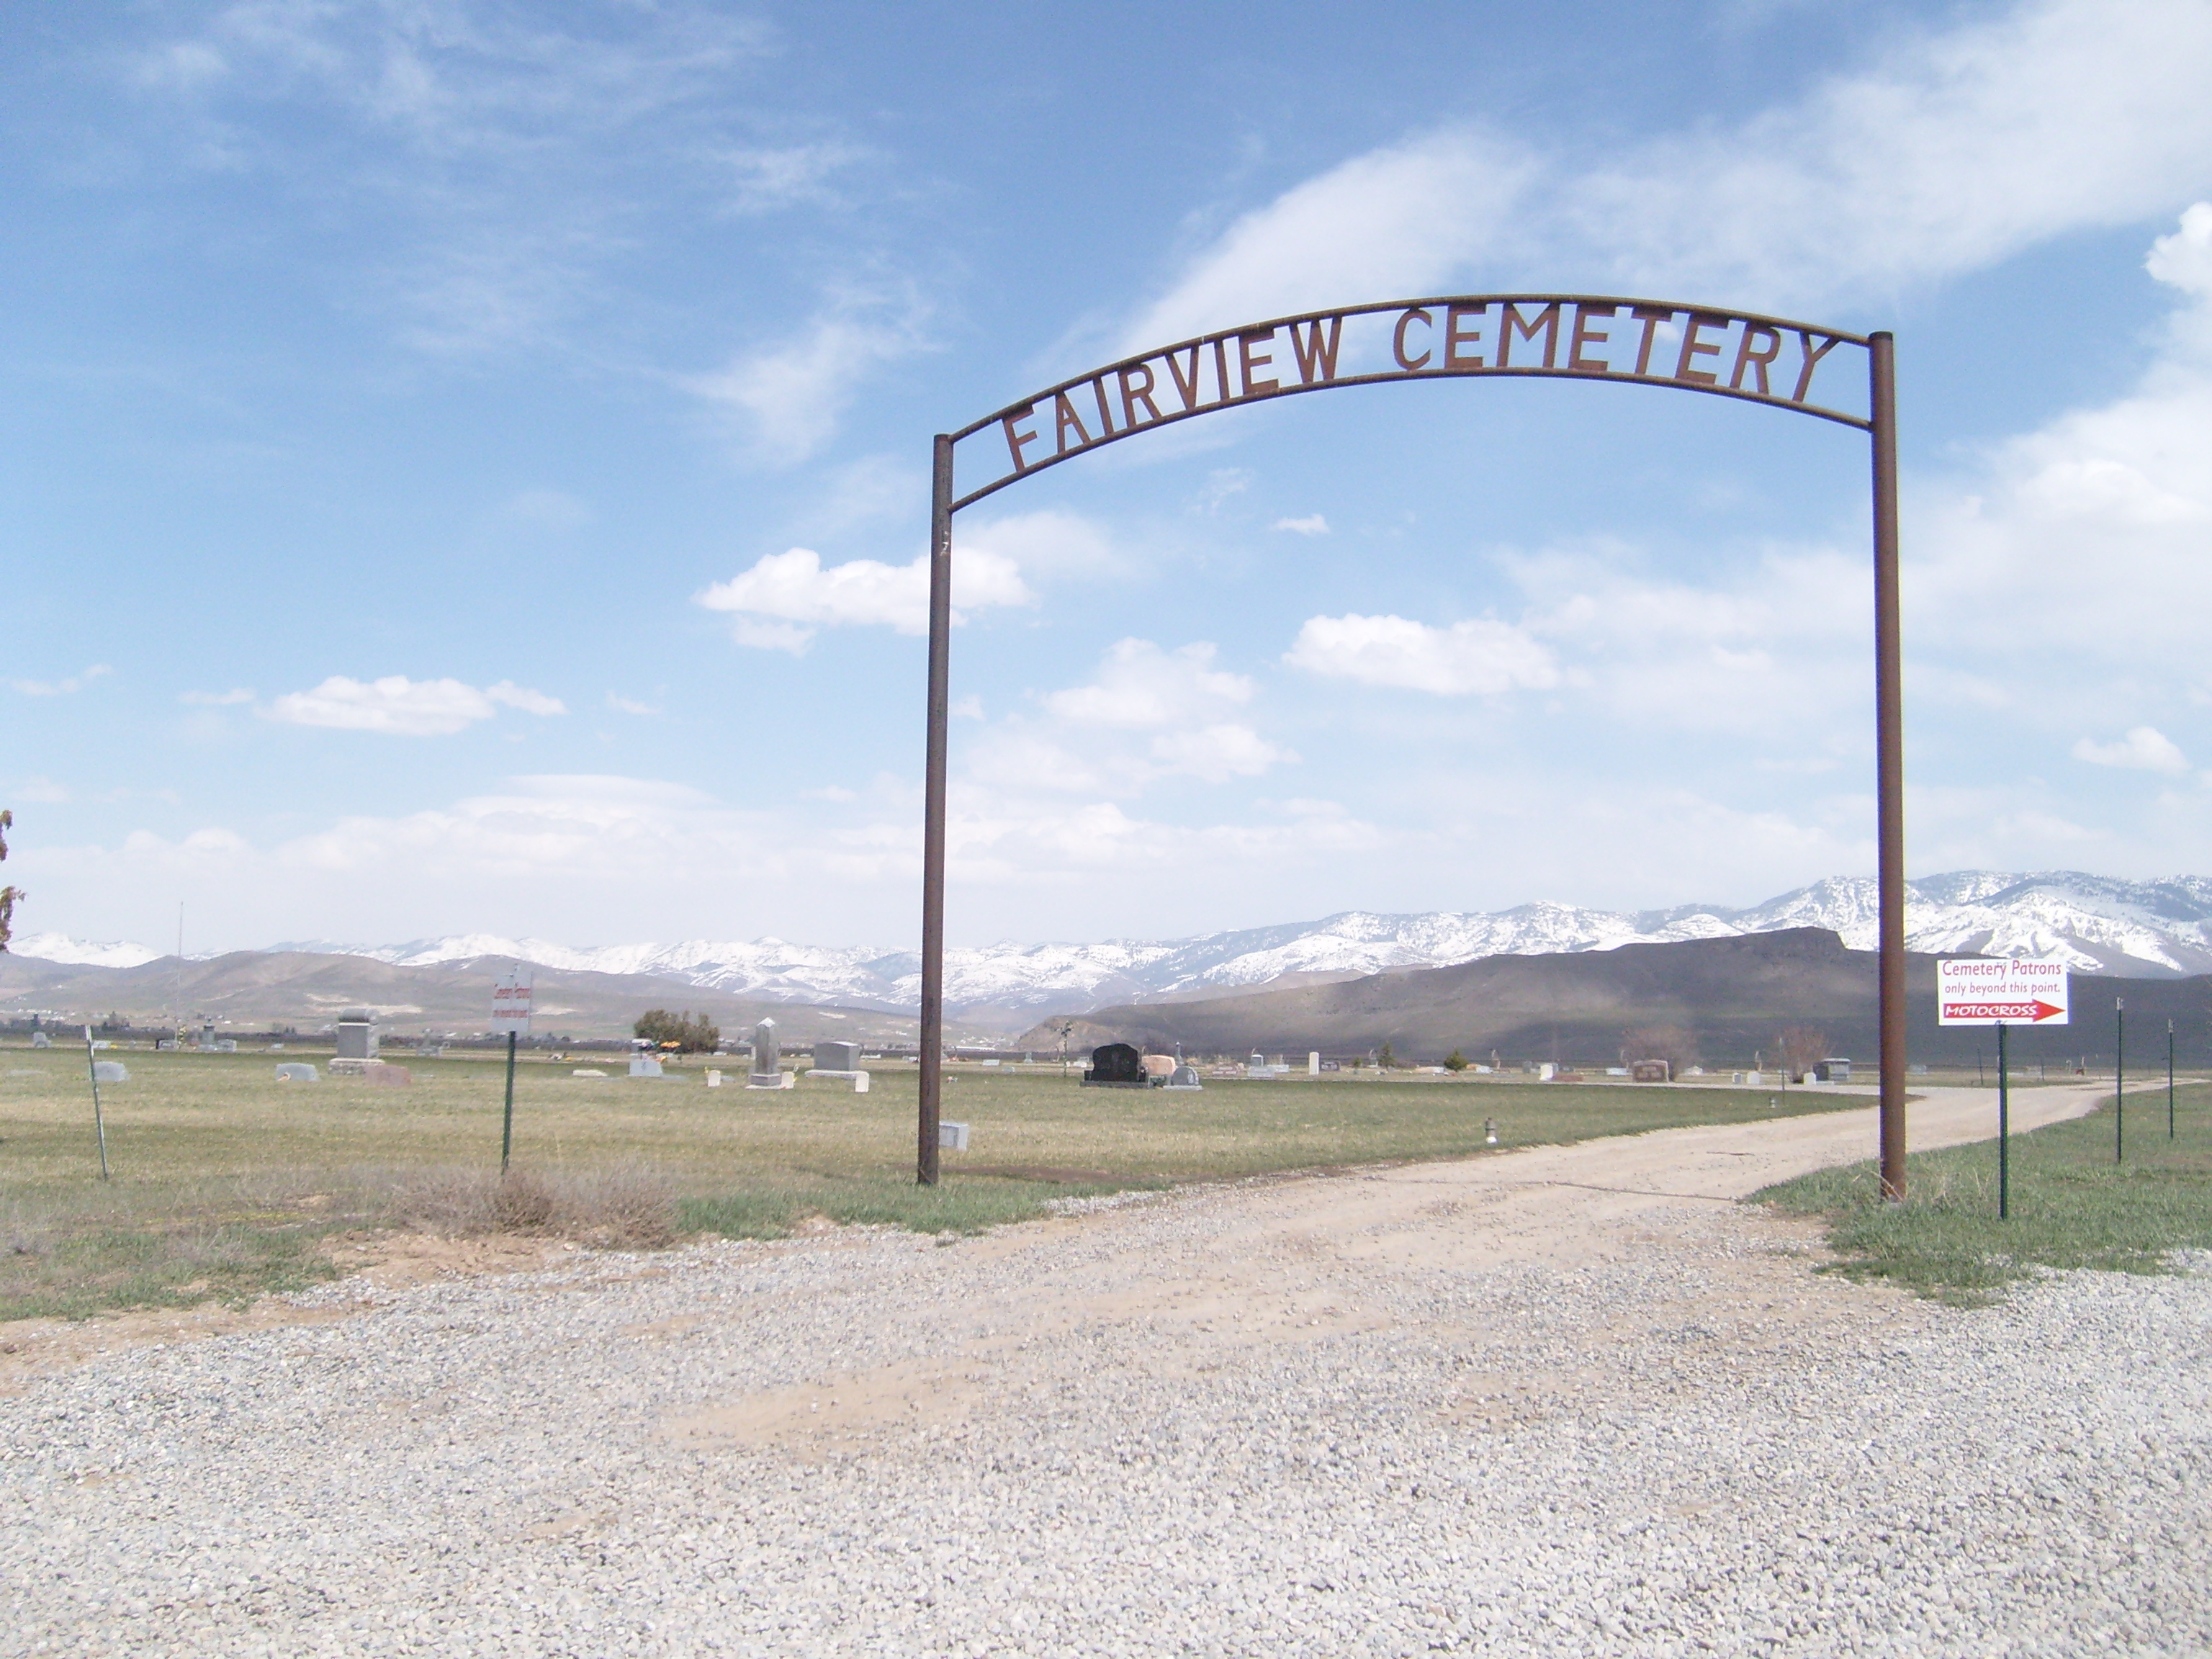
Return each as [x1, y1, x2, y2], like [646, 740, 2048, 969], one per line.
[388, 1164, 678, 1249]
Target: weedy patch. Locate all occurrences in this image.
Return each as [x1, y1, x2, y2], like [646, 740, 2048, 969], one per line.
[1756, 1088, 2212, 1305]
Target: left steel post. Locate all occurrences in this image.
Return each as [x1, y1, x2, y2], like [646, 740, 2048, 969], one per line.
[500, 1028, 518, 1174]
[918, 434, 954, 1185]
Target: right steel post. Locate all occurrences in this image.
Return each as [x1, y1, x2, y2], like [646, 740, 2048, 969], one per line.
[1870, 331, 1907, 1201]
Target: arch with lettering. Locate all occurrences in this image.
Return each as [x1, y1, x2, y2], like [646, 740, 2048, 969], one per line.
[914, 295, 1907, 1197]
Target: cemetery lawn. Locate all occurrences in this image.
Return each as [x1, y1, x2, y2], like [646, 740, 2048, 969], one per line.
[1755, 1085, 2212, 1305]
[1, 1046, 1863, 1320]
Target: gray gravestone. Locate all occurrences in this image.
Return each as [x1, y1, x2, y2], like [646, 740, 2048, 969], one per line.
[748, 1018, 781, 1084]
[335, 1012, 378, 1061]
[815, 1040, 860, 1072]
[275, 1063, 319, 1082]
[30, 1031, 49, 1049]
[92, 1061, 127, 1083]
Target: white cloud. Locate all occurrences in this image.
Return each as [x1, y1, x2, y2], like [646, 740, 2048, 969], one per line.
[10, 665, 112, 697]
[606, 693, 659, 716]
[1045, 639, 1252, 728]
[2072, 727, 2190, 773]
[1123, 0, 2212, 343]
[264, 675, 565, 736]
[485, 680, 565, 716]
[1907, 204, 2212, 670]
[959, 510, 1118, 577]
[1285, 614, 1559, 696]
[969, 640, 1295, 794]
[1148, 723, 1296, 783]
[685, 295, 930, 466]
[698, 545, 1033, 651]
[1123, 130, 1532, 348]
[1273, 515, 1329, 536]
[716, 141, 871, 213]
[180, 688, 255, 706]
[2148, 202, 2212, 295]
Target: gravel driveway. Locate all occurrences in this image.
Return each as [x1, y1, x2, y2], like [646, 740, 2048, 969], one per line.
[4, 1084, 2208, 1657]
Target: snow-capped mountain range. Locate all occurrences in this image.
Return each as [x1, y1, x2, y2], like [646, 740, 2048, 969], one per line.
[18, 871, 2212, 1016]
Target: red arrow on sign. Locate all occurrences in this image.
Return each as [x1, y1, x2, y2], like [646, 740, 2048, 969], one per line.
[1941, 1000, 2066, 1022]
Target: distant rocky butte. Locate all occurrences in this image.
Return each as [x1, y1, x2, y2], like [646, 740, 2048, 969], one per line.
[14, 871, 2212, 1018]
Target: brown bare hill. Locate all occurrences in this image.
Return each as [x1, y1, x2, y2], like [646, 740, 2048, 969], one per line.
[1019, 928, 2203, 1069]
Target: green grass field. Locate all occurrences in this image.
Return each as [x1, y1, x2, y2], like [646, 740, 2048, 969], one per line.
[1758, 1085, 2212, 1304]
[1, 1044, 1863, 1321]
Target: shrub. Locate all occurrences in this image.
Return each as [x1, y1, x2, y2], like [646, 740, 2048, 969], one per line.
[634, 1008, 720, 1052]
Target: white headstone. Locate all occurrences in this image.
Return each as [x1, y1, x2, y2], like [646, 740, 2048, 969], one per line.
[92, 1061, 128, 1083]
[274, 1063, 318, 1082]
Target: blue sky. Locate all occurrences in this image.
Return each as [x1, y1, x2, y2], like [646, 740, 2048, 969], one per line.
[6, 0, 2212, 953]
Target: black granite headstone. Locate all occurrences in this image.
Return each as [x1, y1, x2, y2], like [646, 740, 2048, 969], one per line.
[1081, 1042, 1148, 1088]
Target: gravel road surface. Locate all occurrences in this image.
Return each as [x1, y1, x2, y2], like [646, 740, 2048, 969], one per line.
[4, 1083, 2208, 1657]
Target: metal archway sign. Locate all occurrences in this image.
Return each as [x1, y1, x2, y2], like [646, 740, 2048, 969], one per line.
[917, 295, 1907, 1199]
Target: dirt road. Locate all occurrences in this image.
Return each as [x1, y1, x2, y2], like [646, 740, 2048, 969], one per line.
[6, 1079, 2206, 1657]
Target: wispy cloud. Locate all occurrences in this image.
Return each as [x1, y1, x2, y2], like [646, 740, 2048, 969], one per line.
[11, 665, 112, 697]
[683, 290, 933, 465]
[1285, 615, 1557, 696]
[2073, 727, 2190, 774]
[180, 687, 255, 706]
[125, 2, 789, 356]
[1122, 0, 2212, 345]
[698, 545, 1033, 652]
[264, 674, 565, 736]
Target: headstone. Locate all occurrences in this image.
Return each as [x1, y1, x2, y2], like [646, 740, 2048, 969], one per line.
[91, 1061, 128, 1083]
[705, 1069, 722, 1088]
[1630, 1060, 1670, 1083]
[571, 1068, 608, 1078]
[30, 1032, 49, 1049]
[748, 1018, 782, 1087]
[629, 1055, 664, 1079]
[1308, 1051, 1321, 1076]
[939, 1120, 969, 1151]
[274, 1063, 319, 1082]
[1165, 1064, 1202, 1090]
[815, 1040, 861, 1072]
[1538, 1062, 1557, 1081]
[334, 1011, 378, 1061]
[212, 1039, 238, 1053]
[851, 1071, 870, 1093]
[1081, 1043, 1147, 1088]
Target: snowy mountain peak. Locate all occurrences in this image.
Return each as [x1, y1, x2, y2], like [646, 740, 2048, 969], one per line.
[16, 871, 2212, 1021]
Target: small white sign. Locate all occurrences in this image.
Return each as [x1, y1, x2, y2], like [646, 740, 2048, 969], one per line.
[490, 968, 534, 1035]
[1937, 958, 2069, 1026]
